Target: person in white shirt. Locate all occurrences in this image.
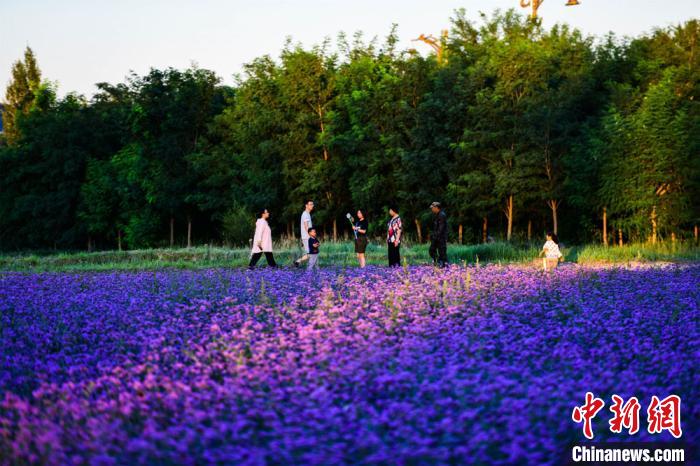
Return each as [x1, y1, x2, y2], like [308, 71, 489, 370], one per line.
[294, 200, 314, 267]
[539, 231, 563, 272]
[248, 209, 277, 268]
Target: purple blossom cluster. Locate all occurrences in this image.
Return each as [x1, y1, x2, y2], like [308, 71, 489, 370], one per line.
[1, 265, 698, 465]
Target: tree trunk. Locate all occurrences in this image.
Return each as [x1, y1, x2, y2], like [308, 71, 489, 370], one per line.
[603, 207, 608, 247]
[333, 218, 337, 242]
[505, 195, 514, 241]
[527, 219, 532, 242]
[170, 216, 175, 248]
[415, 219, 422, 243]
[650, 205, 657, 244]
[547, 199, 559, 235]
[117, 230, 122, 252]
[318, 110, 329, 162]
[187, 214, 192, 248]
[618, 228, 623, 247]
[87, 235, 93, 252]
[458, 224, 463, 245]
[695, 225, 698, 245]
[482, 217, 488, 244]
[671, 231, 676, 249]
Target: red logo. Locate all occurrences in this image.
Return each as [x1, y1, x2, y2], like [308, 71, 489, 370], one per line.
[609, 395, 641, 435]
[647, 395, 682, 438]
[572, 393, 682, 439]
[572, 392, 606, 439]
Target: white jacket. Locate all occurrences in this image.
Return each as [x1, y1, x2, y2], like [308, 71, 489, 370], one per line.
[251, 218, 273, 254]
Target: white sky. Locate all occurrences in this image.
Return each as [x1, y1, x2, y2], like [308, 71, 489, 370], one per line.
[1, 0, 698, 98]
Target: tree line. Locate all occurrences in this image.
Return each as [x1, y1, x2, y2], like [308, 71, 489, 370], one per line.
[1, 10, 698, 251]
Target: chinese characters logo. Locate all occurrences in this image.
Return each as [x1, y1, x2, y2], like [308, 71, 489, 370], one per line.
[572, 392, 682, 439]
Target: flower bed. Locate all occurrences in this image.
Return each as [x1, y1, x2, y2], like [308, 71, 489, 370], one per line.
[1, 264, 697, 464]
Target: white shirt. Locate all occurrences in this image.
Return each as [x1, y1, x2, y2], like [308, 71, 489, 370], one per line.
[543, 240, 562, 259]
[300, 211, 312, 240]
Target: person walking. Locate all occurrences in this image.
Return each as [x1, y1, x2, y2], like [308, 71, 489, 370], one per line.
[248, 209, 277, 268]
[353, 209, 368, 268]
[387, 204, 402, 267]
[429, 201, 448, 267]
[294, 200, 314, 267]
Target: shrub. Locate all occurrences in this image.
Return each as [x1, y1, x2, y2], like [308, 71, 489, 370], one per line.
[221, 203, 254, 247]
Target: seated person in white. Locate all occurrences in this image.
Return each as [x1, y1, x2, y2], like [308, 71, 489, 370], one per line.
[540, 231, 563, 271]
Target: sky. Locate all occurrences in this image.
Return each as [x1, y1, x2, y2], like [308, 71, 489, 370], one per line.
[1, 0, 698, 98]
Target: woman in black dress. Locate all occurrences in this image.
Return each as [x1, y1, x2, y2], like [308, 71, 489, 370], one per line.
[353, 209, 368, 268]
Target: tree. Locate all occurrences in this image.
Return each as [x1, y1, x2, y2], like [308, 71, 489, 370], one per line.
[330, 28, 428, 238]
[128, 67, 223, 247]
[463, 11, 544, 241]
[524, 25, 595, 236]
[1, 12, 698, 251]
[192, 56, 287, 238]
[600, 70, 697, 242]
[2, 47, 42, 145]
[278, 42, 340, 238]
[76, 82, 134, 250]
[0, 90, 92, 250]
[598, 21, 699, 242]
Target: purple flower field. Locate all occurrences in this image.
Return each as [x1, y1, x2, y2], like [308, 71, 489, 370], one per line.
[1, 264, 698, 465]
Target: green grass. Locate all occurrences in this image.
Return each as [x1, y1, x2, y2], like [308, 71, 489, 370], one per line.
[571, 242, 700, 263]
[0, 240, 697, 272]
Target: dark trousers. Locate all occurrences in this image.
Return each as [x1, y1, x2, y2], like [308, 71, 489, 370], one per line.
[388, 242, 401, 267]
[429, 240, 447, 266]
[249, 252, 277, 268]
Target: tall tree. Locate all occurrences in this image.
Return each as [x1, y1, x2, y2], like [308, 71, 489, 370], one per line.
[599, 21, 699, 242]
[0, 90, 94, 249]
[128, 67, 223, 247]
[525, 25, 595, 235]
[2, 47, 42, 145]
[465, 11, 544, 241]
[190, 56, 286, 236]
[278, 42, 341, 238]
[330, 30, 412, 237]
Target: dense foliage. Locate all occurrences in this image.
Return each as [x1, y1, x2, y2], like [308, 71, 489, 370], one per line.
[1, 10, 698, 250]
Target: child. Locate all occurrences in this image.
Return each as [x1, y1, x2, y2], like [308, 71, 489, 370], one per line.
[539, 231, 563, 272]
[307, 227, 320, 270]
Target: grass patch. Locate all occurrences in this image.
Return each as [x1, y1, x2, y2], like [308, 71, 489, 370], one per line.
[572, 242, 700, 264]
[0, 241, 697, 272]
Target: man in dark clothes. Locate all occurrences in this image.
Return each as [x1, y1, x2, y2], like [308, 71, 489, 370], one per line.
[429, 201, 448, 267]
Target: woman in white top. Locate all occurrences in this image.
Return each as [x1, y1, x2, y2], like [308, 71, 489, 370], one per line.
[249, 209, 277, 268]
[539, 231, 563, 272]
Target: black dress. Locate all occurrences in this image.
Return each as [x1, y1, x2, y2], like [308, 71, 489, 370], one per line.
[354, 218, 368, 253]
